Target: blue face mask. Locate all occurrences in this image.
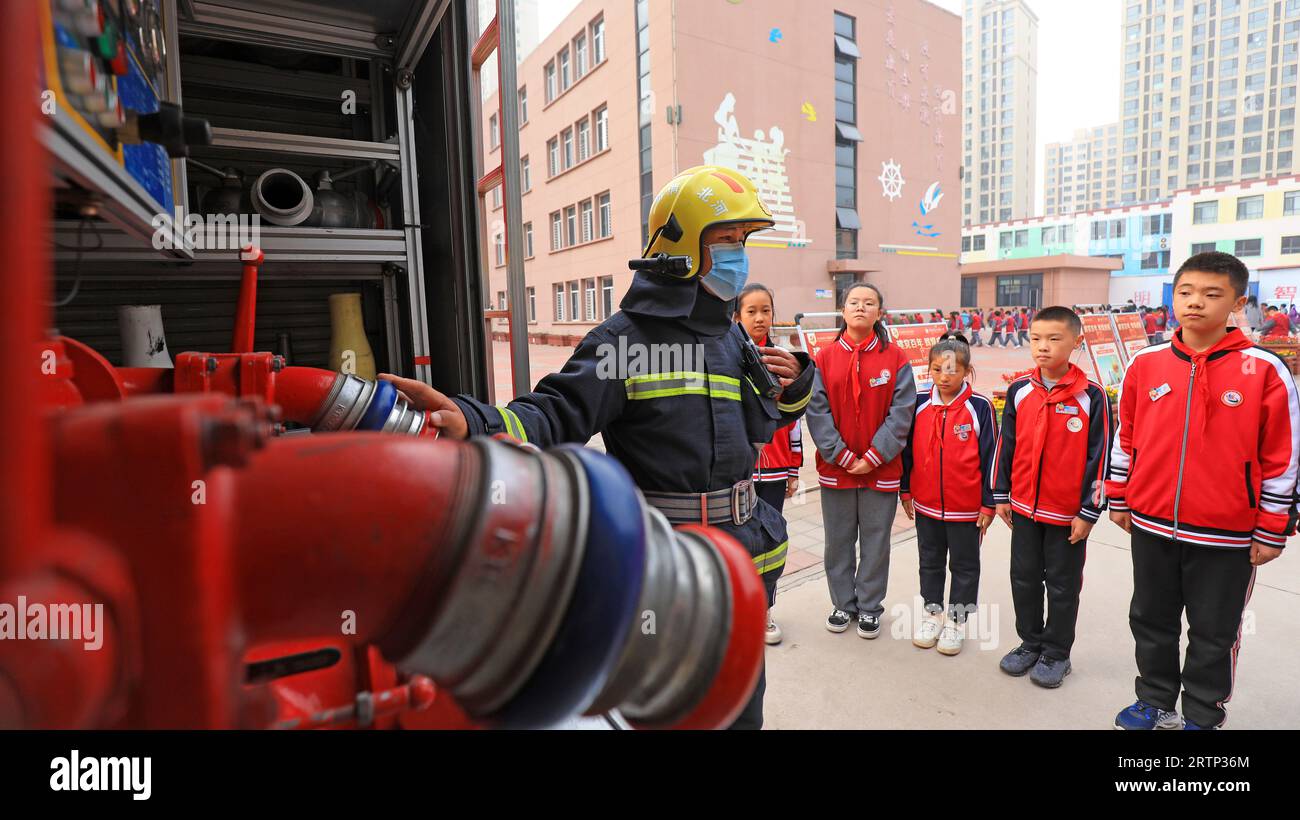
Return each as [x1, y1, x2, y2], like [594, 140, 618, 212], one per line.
[698, 242, 748, 301]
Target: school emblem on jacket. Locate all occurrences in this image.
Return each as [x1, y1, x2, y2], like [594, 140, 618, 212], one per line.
[1054, 403, 1078, 415]
[953, 422, 972, 441]
[1221, 390, 1243, 407]
[1149, 383, 1171, 402]
[1065, 416, 1083, 433]
[868, 368, 891, 388]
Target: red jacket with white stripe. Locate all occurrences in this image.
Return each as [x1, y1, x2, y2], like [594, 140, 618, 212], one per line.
[754, 419, 803, 482]
[994, 364, 1112, 525]
[1105, 327, 1300, 549]
[900, 383, 999, 522]
[805, 330, 917, 492]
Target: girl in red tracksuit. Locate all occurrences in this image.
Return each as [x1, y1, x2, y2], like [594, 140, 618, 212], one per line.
[735, 283, 802, 645]
[900, 333, 998, 656]
[805, 282, 917, 638]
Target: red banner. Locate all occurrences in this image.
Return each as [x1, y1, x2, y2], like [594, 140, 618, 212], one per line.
[887, 322, 949, 386]
[1080, 314, 1125, 388]
[797, 327, 845, 359]
[1112, 311, 1148, 364]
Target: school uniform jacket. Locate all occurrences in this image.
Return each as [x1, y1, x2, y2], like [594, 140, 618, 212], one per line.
[1105, 327, 1300, 549]
[750, 333, 804, 483]
[994, 363, 1111, 525]
[900, 382, 998, 522]
[805, 331, 917, 492]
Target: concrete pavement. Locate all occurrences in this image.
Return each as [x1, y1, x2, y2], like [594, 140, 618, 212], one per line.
[765, 489, 1300, 730]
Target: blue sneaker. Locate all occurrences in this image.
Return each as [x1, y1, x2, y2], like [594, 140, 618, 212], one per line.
[1114, 700, 1182, 730]
[1183, 719, 1219, 730]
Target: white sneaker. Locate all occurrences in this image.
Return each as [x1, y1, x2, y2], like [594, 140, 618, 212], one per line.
[912, 610, 943, 649]
[936, 618, 964, 656]
[765, 610, 783, 645]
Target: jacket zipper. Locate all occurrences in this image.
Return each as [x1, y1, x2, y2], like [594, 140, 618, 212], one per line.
[1245, 462, 1256, 509]
[1171, 361, 1197, 537]
[939, 406, 947, 518]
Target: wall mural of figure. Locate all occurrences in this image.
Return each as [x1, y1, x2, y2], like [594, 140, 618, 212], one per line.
[704, 94, 808, 248]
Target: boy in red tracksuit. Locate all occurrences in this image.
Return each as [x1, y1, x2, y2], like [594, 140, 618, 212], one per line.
[1109, 252, 1298, 731]
[994, 306, 1112, 688]
[900, 333, 998, 656]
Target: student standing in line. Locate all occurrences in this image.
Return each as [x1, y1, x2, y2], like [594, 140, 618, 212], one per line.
[735, 283, 802, 646]
[806, 283, 916, 639]
[1109, 252, 1298, 730]
[900, 333, 998, 656]
[994, 307, 1112, 689]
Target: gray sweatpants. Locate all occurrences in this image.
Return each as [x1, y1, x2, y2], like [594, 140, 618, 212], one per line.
[821, 487, 897, 618]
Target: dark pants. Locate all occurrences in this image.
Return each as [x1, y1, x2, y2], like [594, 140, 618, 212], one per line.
[1129, 527, 1256, 728]
[914, 514, 982, 621]
[989, 332, 1003, 347]
[1009, 512, 1086, 660]
[970, 329, 983, 346]
[755, 479, 788, 608]
[728, 659, 765, 730]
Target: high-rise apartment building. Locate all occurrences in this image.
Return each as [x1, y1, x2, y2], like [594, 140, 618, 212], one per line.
[1044, 123, 1122, 215]
[1119, 0, 1299, 204]
[962, 0, 1039, 225]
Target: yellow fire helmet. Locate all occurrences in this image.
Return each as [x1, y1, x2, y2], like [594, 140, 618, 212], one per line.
[641, 165, 775, 280]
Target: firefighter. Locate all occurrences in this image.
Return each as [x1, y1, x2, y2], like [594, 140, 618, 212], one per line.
[381, 165, 816, 730]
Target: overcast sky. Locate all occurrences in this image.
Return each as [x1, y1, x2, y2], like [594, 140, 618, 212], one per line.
[535, 0, 1123, 214]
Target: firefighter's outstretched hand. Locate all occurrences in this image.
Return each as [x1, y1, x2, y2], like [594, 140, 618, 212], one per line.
[759, 346, 801, 387]
[378, 374, 469, 440]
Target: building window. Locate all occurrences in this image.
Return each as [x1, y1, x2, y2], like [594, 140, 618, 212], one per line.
[564, 205, 577, 247]
[554, 284, 564, 321]
[580, 199, 593, 243]
[526, 287, 536, 322]
[1236, 195, 1264, 220]
[521, 156, 530, 192]
[1191, 241, 1217, 255]
[550, 212, 562, 251]
[1285, 191, 1300, 216]
[559, 47, 571, 92]
[491, 185, 501, 210]
[524, 221, 533, 258]
[547, 138, 559, 177]
[598, 192, 612, 238]
[568, 281, 580, 323]
[961, 276, 978, 307]
[972, 235, 986, 251]
[1235, 238, 1262, 257]
[577, 117, 591, 162]
[1282, 235, 1300, 255]
[1193, 200, 1218, 223]
[591, 15, 605, 63]
[583, 278, 596, 321]
[489, 113, 499, 150]
[1140, 251, 1171, 269]
[493, 232, 505, 267]
[574, 33, 587, 78]
[595, 106, 609, 152]
[562, 127, 574, 170]
[519, 86, 528, 124]
[600, 276, 614, 319]
[545, 61, 556, 104]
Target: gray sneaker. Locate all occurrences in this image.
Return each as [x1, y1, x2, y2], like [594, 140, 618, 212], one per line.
[998, 644, 1041, 677]
[1029, 656, 1072, 688]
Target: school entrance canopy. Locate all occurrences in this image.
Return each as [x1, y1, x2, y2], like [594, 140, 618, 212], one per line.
[960, 255, 1122, 310]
